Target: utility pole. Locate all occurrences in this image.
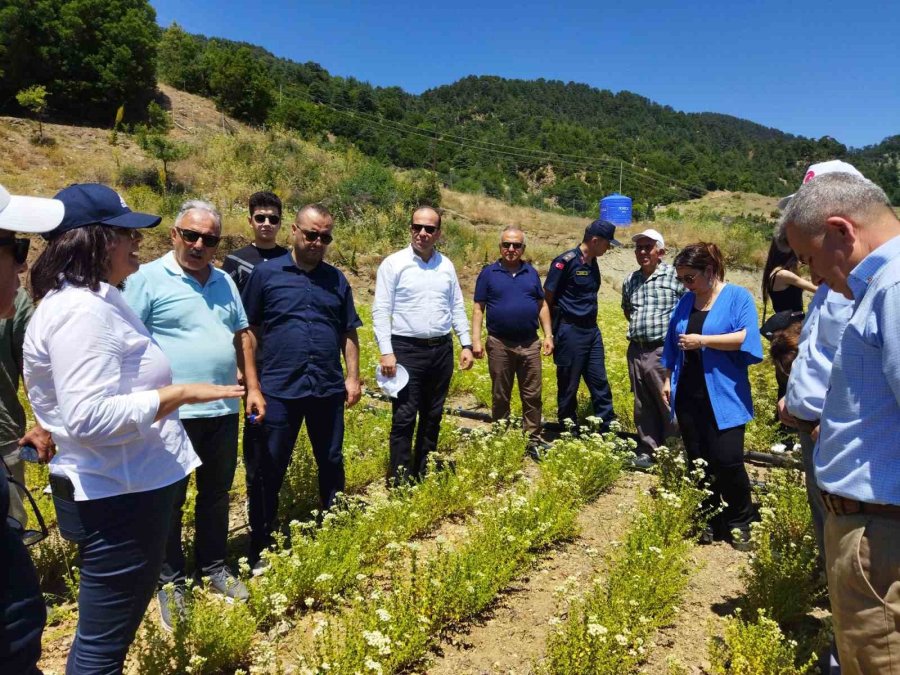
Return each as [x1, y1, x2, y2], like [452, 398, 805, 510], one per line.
[619, 162, 623, 193]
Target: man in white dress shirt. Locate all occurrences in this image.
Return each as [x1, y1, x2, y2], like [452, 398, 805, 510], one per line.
[373, 206, 473, 485]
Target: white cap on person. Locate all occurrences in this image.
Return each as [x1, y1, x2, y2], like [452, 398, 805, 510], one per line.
[631, 228, 665, 250]
[778, 160, 865, 210]
[0, 184, 65, 234]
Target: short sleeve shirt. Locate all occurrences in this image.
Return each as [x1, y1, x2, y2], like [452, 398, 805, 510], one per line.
[122, 252, 248, 419]
[544, 248, 600, 320]
[242, 254, 362, 399]
[473, 261, 544, 342]
[621, 262, 685, 342]
[222, 244, 289, 293]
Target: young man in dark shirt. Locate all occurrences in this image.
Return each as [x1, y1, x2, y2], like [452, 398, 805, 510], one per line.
[222, 191, 288, 292]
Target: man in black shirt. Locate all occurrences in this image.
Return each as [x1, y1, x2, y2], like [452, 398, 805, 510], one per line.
[222, 191, 288, 293]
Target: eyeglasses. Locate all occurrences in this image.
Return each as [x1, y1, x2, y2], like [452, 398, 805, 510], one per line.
[411, 224, 439, 235]
[635, 243, 656, 252]
[301, 229, 333, 245]
[675, 272, 699, 285]
[111, 227, 143, 242]
[500, 242, 524, 250]
[0, 237, 30, 265]
[253, 213, 281, 225]
[176, 227, 221, 248]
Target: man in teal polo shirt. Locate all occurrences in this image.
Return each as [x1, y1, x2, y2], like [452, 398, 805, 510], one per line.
[123, 199, 264, 629]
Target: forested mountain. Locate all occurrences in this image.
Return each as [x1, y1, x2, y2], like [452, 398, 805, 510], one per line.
[2, 6, 897, 210]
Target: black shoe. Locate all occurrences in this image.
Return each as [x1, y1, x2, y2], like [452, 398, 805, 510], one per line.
[157, 585, 186, 632]
[526, 439, 551, 461]
[699, 526, 715, 545]
[730, 529, 754, 552]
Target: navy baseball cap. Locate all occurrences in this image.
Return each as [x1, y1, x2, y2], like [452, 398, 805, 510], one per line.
[585, 219, 622, 247]
[45, 183, 161, 239]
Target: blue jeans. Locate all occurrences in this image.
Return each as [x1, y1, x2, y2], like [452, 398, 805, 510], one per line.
[54, 479, 183, 675]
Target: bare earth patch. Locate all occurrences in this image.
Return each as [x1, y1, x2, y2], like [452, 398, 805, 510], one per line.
[425, 471, 652, 675]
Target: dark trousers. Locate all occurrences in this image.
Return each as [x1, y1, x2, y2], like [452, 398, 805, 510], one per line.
[486, 335, 543, 441]
[54, 479, 183, 675]
[554, 322, 616, 430]
[245, 393, 345, 559]
[160, 414, 239, 586]
[626, 342, 677, 454]
[675, 390, 756, 539]
[389, 338, 454, 484]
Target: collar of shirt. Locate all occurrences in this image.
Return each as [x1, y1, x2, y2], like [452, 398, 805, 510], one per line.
[406, 244, 442, 268]
[848, 234, 900, 302]
[275, 251, 325, 276]
[491, 260, 532, 277]
[161, 250, 220, 288]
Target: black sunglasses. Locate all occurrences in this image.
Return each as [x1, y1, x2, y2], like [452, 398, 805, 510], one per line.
[176, 227, 221, 248]
[411, 224, 439, 235]
[0, 237, 30, 265]
[301, 229, 333, 245]
[500, 242, 524, 250]
[675, 272, 700, 285]
[253, 213, 281, 225]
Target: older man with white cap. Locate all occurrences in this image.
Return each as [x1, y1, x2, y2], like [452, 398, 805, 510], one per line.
[0, 183, 64, 674]
[621, 228, 684, 467]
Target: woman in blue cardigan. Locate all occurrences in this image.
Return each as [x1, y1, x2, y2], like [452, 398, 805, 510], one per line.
[662, 242, 763, 547]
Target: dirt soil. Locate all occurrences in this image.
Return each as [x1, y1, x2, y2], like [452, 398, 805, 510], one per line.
[425, 472, 651, 675]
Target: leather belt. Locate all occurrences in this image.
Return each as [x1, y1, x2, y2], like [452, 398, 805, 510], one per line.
[820, 491, 900, 517]
[392, 334, 451, 347]
[630, 338, 664, 350]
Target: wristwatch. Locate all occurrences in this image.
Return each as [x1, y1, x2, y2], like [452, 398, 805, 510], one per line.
[462, 344, 473, 351]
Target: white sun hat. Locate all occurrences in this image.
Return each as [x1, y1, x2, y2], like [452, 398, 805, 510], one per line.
[778, 160, 865, 210]
[375, 364, 410, 399]
[631, 228, 665, 250]
[0, 184, 65, 234]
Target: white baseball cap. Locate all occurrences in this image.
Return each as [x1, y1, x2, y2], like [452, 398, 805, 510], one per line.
[375, 364, 410, 399]
[631, 228, 665, 250]
[0, 184, 65, 234]
[778, 160, 865, 210]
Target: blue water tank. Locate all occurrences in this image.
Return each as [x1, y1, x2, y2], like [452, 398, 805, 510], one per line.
[599, 193, 633, 226]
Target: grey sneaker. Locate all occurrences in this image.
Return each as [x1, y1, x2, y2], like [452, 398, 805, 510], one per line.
[204, 567, 249, 602]
[157, 585, 186, 632]
[628, 452, 654, 471]
[250, 557, 269, 577]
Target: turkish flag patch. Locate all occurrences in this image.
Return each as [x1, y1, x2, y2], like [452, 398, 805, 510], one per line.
[555, 262, 565, 269]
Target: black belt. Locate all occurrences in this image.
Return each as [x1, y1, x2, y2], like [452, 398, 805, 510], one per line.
[392, 334, 451, 348]
[630, 338, 664, 349]
[821, 491, 900, 517]
[559, 315, 597, 329]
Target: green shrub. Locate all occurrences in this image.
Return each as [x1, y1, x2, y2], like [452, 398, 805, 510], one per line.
[742, 471, 825, 626]
[709, 610, 817, 675]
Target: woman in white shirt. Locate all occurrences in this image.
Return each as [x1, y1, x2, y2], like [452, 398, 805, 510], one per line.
[23, 184, 243, 674]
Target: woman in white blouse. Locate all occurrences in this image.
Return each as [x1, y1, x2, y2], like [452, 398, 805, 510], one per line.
[23, 184, 243, 674]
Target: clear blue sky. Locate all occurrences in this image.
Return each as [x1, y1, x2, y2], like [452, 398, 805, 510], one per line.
[149, 0, 898, 149]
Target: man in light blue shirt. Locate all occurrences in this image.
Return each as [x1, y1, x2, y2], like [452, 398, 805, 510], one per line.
[124, 200, 264, 627]
[779, 284, 853, 561]
[778, 171, 900, 674]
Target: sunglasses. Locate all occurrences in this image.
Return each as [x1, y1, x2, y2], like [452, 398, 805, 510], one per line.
[301, 229, 333, 245]
[411, 224, 439, 235]
[176, 227, 221, 248]
[675, 272, 700, 285]
[253, 213, 281, 225]
[500, 242, 524, 250]
[0, 237, 29, 265]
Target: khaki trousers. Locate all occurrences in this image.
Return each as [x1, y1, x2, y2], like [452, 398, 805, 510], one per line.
[626, 342, 677, 454]
[825, 510, 900, 674]
[486, 335, 542, 440]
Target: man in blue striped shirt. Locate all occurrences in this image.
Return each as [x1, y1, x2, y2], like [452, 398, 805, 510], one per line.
[778, 171, 900, 674]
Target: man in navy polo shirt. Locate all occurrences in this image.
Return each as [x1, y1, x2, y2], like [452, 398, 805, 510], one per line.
[472, 226, 553, 448]
[241, 203, 362, 567]
[545, 219, 621, 432]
